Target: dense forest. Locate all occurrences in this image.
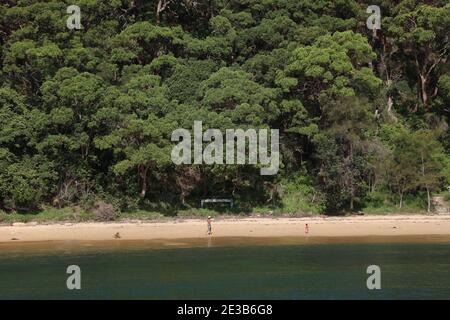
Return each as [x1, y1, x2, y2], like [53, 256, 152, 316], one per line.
[0, 0, 449, 218]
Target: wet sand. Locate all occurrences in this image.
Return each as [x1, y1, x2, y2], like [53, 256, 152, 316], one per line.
[2, 235, 450, 256]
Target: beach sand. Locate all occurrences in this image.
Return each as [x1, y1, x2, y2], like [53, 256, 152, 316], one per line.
[1, 215, 450, 243]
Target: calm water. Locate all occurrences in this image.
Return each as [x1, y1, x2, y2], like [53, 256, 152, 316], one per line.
[1, 237, 450, 299]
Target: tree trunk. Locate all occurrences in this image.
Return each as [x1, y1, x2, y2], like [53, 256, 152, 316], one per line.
[420, 153, 431, 213]
[386, 79, 395, 119]
[399, 191, 403, 209]
[156, 1, 162, 24]
[380, 37, 396, 120]
[180, 191, 186, 206]
[349, 143, 355, 211]
[420, 74, 429, 107]
[156, 0, 163, 24]
[387, 95, 393, 113]
[156, 0, 170, 24]
[139, 165, 148, 198]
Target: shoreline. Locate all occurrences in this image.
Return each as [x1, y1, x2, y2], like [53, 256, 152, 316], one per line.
[1, 215, 450, 244]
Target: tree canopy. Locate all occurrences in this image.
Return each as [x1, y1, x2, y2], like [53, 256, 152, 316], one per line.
[0, 0, 449, 215]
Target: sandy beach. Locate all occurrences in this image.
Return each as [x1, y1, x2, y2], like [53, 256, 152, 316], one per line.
[1, 215, 450, 243]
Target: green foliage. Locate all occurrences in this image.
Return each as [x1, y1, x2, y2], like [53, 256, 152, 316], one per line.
[384, 128, 445, 211]
[0, 207, 94, 224]
[363, 191, 428, 215]
[443, 191, 450, 203]
[278, 173, 325, 215]
[0, 0, 449, 219]
[314, 96, 375, 211]
[287, 31, 381, 99]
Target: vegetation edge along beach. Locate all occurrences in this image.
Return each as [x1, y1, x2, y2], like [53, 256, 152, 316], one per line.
[1, 1, 450, 222]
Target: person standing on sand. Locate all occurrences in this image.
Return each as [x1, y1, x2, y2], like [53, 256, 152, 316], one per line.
[305, 223, 309, 234]
[207, 216, 213, 236]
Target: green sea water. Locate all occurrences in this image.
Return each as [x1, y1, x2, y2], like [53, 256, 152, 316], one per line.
[1, 237, 450, 299]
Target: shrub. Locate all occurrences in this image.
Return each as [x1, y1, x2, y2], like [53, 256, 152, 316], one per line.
[90, 201, 118, 221]
[279, 172, 325, 215]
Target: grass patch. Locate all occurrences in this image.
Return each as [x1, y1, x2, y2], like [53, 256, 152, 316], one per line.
[362, 205, 427, 215]
[117, 210, 166, 220]
[362, 191, 428, 215]
[0, 206, 94, 224]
